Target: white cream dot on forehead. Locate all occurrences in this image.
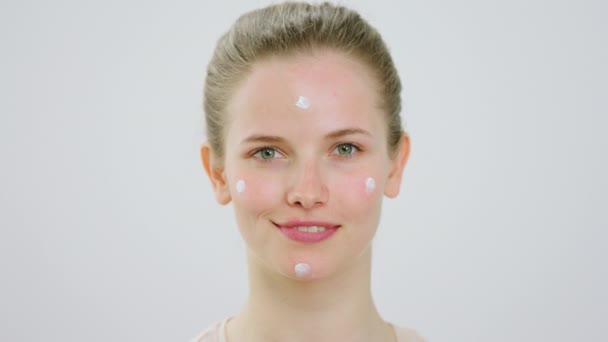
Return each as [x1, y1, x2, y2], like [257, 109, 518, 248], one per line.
[295, 95, 311, 110]
[294, 263, 311, 278]
[365, 177, 376, 193]
[236, 179, 246, 193]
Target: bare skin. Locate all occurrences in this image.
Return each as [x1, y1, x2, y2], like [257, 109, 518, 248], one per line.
[201, 49, 410, 342]
[225, 247, 397, 342]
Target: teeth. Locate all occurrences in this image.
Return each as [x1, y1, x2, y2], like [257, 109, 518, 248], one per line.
[294, 226, 326, 233]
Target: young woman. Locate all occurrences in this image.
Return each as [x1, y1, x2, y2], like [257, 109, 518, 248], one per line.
[196, 2, 424, 341]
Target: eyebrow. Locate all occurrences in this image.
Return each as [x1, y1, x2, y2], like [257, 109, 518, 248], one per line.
[241, 128, 372, 145]
[325, 128, 372, 140]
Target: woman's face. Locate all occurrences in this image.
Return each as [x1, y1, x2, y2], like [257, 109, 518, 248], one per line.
[205, 50, 408, 280]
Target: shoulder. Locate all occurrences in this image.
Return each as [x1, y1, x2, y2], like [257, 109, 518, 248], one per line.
[390, 322, 427, 342]
[190, 317, 231, 342]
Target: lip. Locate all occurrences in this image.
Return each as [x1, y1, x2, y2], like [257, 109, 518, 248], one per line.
[273, 220, 341, 243]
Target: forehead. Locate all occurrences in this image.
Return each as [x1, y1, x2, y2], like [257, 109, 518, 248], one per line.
[226, 50, 384, 139]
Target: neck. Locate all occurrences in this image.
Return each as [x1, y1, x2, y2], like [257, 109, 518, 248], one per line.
[227, 246, 394, 342]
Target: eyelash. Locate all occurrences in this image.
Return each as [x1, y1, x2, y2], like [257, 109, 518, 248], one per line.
[251, 146, 285, 162]
[250, 143, 362, 162]
[331, 143, 362, 159]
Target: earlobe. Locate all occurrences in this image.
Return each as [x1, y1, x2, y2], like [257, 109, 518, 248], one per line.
[200, 143, 232, 205]
[384, 133, 411, 198]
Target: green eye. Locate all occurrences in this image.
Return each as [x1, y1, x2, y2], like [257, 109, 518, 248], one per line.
[336, 143, 354, 155]
[259, 148, 276, 159]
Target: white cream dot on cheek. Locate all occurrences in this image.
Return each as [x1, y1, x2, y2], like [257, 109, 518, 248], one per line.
[295, 95, 310, 110]
[365, 177, 376, 194]
[294, 262, 311, 278]
[236, 179, 246, 194]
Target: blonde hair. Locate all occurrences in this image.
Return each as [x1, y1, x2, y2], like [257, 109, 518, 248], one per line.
[204, 2, 404, 159]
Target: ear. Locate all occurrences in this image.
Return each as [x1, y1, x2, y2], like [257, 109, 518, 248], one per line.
[200, 142, 232, 205]
[384, 133, 411, 198]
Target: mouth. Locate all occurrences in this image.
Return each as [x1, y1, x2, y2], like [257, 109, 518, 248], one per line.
[273, 220, 341, 243]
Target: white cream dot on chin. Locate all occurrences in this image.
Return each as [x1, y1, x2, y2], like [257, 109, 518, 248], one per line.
[294, 262, 311, 278]
[365, 177, 376, 193]
[295, 95, 311, 110]
[236, 179, 246, 194]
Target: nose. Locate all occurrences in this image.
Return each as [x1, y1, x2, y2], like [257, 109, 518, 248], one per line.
[286, 160, 328, 209]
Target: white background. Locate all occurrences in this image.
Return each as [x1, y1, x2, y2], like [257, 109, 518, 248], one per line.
[1, 0, 606, 341]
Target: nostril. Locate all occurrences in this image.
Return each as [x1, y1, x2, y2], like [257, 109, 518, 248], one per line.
[286, 180, 329, 208]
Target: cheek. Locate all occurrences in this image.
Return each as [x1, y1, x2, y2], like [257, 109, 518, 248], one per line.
[229, 162, 383, 217]
[230, 171, 284, 217]
[229, 173, 283, 245]
[327, 167, 384, 237]
[329, 169, 381, 206]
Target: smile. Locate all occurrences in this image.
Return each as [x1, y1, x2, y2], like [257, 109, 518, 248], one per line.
[273, 220, 340, 243]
